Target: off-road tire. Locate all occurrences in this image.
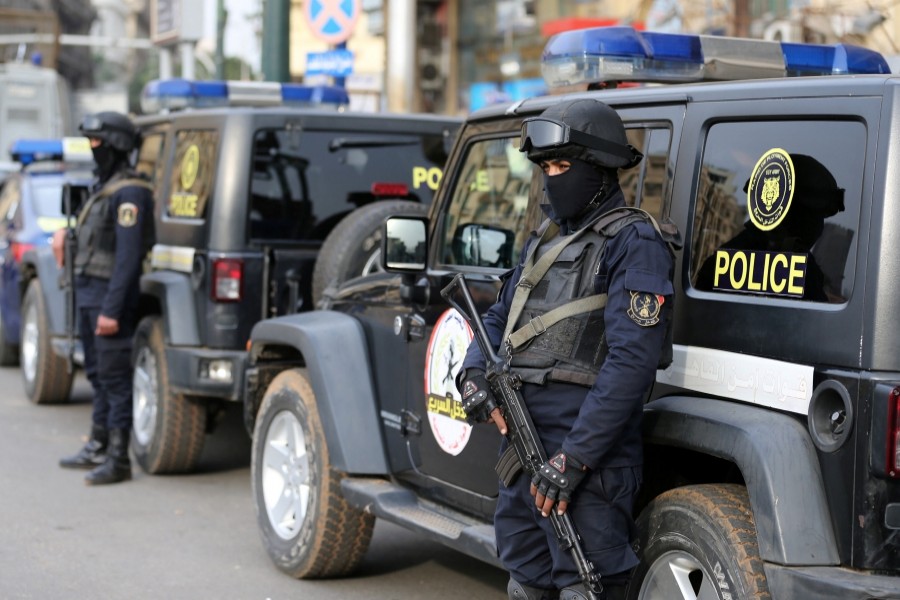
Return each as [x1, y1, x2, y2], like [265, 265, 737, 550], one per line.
[20, 278, 73, 403]
[629, 484, 770, 600]
[131, 316, 206, 474]
[251, 368, 375, 578]
[311, 200, 428, 306]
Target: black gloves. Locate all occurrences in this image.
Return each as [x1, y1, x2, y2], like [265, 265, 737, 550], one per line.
[458, 368, 501, 426]
[532, 451, 587, 507]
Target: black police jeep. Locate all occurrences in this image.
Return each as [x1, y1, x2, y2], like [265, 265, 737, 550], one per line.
[18, 80, 459, 476]
[244, 29, 898, 599]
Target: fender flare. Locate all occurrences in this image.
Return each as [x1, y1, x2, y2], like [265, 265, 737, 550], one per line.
[21, 247, 66, 335]
[139, 271, 200, 346]
[249, 311, 387, 475]
[643, 395, 840, 566]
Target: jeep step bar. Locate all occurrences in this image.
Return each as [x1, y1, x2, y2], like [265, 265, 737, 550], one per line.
[341, 478, 501, 568]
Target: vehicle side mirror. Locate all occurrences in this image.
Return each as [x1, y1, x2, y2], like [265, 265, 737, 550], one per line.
[61, 184, 89, 218]
[452, 223, 515, 269]
[383, 216, 429, 273]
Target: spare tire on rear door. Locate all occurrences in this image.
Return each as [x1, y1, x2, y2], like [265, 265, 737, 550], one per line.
[311, 200, 429, 306]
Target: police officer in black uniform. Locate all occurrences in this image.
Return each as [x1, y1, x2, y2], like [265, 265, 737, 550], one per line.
[457, 99, 675, 600]
[56, 111, 154, 486]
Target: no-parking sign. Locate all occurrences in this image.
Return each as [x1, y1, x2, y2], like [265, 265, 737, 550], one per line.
[304, 0, 362, 45]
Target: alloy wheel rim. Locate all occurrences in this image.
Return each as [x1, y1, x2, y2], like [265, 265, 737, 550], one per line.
[21, 302, 38, 383]
[638, 550, 719, 600]
[261, 410, 311, 541]
[132, 345, 158, 447]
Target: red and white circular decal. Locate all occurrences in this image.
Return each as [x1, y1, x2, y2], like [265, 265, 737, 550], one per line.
[424, 309, 474, 456]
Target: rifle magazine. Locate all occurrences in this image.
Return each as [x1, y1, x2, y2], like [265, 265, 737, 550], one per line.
[495, 444, 522, 487]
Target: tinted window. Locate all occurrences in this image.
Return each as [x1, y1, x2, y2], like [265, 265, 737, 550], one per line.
[166, 130, 217, 220]
[249, 128, 449, 241]
[439, 136, 532, 269]
[137, 131, 166, 187]
[691, 120, 864, 304]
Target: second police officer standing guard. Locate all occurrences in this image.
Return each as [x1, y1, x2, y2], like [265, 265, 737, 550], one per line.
[56, 112, 154, 485]
[457, 99, 677, 600]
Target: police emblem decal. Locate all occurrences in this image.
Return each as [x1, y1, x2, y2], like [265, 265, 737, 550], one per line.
[747, 148, 795, 231]
[117, 202, 138, 227]
[627, 291, 662, 326]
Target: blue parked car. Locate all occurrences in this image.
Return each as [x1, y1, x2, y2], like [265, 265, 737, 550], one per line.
[0, 139, 93, 366]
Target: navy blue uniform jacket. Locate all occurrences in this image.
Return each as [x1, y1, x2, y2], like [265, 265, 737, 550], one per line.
[462, 196, 674, 470]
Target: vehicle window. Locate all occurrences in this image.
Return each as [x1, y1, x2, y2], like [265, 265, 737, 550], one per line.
[137, 131, 166, 187]
[620, 127, 671, 219]
[438, 136, 531, 270]
[248, 128, 448, 242]
[0, 178, 19, 222]
[31, 181, 66, 217]
[166, 130, 217, 220]
[691, 120, 864, 304]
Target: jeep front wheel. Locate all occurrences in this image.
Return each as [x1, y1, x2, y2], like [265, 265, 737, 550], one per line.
[311, 200, 428, 305]
[629, 484, 770, 600]
[20, 278, 73, 404]
[251, 368, 375, 578]
[131, 316, 206, 474]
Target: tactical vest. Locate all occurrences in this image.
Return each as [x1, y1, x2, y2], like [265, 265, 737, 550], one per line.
[74, 175, 154, 280]
[504, 207, 675, 387]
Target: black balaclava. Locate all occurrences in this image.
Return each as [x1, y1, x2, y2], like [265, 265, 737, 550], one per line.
[91, 142, 125, 183]
[543, 158, 610, 221]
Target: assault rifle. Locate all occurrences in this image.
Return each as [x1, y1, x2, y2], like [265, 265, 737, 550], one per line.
[440, 273, 603, 600]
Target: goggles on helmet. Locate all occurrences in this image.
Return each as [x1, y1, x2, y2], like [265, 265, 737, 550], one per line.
[79, 114, 105, 136]
[519, 117, 633, 163]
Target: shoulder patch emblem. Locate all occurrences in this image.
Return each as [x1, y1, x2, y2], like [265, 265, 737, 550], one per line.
[627, 291, 662, 327]
[117, 202, 138, 227]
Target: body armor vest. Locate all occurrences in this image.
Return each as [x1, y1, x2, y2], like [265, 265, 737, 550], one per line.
[506, 208, 658, 387]
[74, 175, 153, 280]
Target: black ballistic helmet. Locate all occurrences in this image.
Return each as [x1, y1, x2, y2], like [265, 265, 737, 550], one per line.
[523, 99, 642, 169]
[79, 111, 139, 153]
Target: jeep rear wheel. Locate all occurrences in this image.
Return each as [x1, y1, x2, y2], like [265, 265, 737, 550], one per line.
[20, 278, 73, 404]
[311, 200, 428, 305]
[629, 484, 770, 600]
[251, 368, 375, 578]
[132, 316, 206, 474]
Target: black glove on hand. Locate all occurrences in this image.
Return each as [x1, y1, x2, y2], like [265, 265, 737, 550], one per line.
[532, 451, 588, 508]
[457, 369, 500, 426]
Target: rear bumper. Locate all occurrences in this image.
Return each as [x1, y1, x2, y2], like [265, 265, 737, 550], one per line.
[765, 564, 900, 599]
[165, 346, 247, 402]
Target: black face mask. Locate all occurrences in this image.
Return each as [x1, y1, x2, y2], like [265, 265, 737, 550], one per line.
[542, 159, 608, 221]
[91, 143, 122, 181]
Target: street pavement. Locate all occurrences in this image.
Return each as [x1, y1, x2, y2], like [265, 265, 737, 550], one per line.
[0, 365, 507, 600]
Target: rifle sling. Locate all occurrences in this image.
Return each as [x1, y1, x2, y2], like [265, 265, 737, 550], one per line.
[75, 178, 153, 229]
[502, 208, 641, 348]
[507, 293, 608, 351]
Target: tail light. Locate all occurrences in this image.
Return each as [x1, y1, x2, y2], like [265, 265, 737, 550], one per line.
[211, 258, 242, 302]
[10, 242, 35, 264]
[888, 388, 900, 479]
[371, 182, 409, 197]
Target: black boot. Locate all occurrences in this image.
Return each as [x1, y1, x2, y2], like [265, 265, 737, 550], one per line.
[59, 424, 108, 470]
[85, 428, 132, 485]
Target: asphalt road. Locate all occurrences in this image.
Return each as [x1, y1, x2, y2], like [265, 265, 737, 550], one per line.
[0, 365, 507, 600]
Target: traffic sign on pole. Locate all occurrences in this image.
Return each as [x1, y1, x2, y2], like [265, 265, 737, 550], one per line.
[304, 0, 361, 45]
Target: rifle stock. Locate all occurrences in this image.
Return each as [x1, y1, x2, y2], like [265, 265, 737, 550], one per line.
[440, 273, 603, 599]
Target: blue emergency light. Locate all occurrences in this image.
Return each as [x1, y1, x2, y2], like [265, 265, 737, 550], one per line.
[541, 26, 890, 89]
[140, 78, 350, 114]
[10, 137, 93, 166]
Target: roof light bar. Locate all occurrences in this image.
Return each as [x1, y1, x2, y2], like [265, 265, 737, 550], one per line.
[541, 26, 890, 89]
[140, 78, 350, 114]
[10, 137, 93, 166]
